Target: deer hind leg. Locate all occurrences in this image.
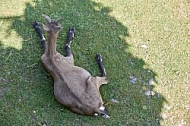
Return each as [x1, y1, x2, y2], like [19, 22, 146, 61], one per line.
[65, 28, 75, 59]
[97, 54, 107, 77]
[33, 21, 46, 53]
[95, 54, 108, 88]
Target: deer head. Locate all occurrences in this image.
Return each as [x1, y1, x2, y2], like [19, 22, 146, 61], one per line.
[42, 14, 62, 33]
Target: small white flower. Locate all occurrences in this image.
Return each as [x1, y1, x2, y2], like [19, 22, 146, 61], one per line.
[110, 99, 119, 103]
[164, 105, 171, 110]
[141, 44, 148, 49]
[148, 78, 155, 85]
[145, 90, 155, 96]
[18, 98, 22, 102]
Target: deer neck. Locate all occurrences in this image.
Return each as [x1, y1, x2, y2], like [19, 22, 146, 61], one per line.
[46, 32, 58, 59]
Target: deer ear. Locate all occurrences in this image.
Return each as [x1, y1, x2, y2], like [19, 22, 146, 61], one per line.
[42, 14, 51, 23]
[43, 24, 50, 31]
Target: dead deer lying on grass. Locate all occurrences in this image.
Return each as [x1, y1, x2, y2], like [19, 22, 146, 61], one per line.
[33, 14, 109, 118]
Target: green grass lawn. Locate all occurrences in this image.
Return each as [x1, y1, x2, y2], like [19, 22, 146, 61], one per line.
[0, 0, 190, 125]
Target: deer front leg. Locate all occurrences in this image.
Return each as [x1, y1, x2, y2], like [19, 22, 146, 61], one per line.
[33, 21, 46, 53]
[65, 28, 76, 57]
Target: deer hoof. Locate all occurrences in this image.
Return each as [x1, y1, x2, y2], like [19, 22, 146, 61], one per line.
[97, 54, 103, 62]
[69, 28, 76, 38]
[33, 21, 40, 29]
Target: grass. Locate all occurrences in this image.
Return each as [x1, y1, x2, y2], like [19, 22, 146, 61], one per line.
[0, 0, 190, 125]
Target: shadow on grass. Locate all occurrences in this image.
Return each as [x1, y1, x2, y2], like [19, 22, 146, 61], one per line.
[0, 0, 166, 125]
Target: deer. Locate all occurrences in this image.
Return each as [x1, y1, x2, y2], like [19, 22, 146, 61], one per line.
[33, 14, 110, 118]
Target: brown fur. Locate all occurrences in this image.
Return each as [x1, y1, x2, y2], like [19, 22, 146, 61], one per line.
[41, 15, 108, 116]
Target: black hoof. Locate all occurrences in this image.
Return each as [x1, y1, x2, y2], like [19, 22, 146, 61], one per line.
[97, 54, 103, 62]
[69, 28, 76, 39]
[33, 21, 40, 29]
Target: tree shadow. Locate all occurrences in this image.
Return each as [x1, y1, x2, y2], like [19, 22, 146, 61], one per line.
[0, 0, 166, 125]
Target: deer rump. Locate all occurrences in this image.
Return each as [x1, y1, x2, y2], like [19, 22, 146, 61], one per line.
[33, 14, 109, 118]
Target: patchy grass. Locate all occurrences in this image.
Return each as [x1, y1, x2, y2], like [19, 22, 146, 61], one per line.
[0, 0, 190, 125]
